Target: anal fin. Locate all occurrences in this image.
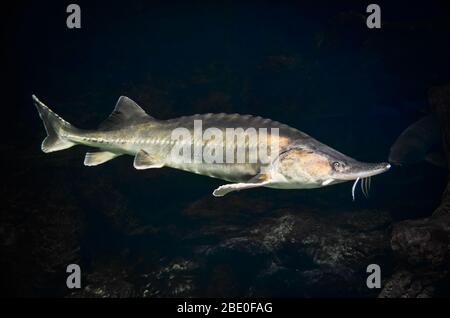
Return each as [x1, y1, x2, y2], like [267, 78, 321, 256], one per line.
[133, 149, 164, 170]
[213, 173, 271, 197]
[84, 151, 120, 166]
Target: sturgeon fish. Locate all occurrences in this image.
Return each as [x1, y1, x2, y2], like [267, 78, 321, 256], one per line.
[33, 95, 390, 198]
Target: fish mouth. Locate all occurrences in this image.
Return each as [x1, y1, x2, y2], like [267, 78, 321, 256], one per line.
[336, 162, 391, 181]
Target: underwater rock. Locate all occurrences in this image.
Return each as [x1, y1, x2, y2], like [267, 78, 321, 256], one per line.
[247, 209, 391, 269]
[69, 264, 136, 298]
[139, 259, 200, 298]
[378, 270, 437, 298]
[181, 196, 392, 297]
[391, 218, 450, 267]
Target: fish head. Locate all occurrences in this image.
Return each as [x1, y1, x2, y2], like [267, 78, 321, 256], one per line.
[328, 157, 391, 181]
[277, 139, 391, 186]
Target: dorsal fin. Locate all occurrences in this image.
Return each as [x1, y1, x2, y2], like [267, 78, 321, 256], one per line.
[99, 96, 153, 130]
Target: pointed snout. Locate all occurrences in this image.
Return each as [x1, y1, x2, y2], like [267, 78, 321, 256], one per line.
[337, 161, 391, 181]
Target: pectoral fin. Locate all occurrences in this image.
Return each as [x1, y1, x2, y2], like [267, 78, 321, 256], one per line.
[321, 178, 334, 186]
[84, 151, 121, 166]
[133, 149, 164, 170]
[212, 173, 271, 197]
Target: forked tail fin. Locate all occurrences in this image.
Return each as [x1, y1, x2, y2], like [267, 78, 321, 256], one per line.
[32, 95, 76, 153]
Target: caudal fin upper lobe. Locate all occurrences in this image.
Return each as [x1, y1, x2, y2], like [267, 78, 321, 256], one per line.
[32, 95, 76, 153]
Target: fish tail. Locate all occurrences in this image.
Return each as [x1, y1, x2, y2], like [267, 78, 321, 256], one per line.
[32, 95, 77, 153]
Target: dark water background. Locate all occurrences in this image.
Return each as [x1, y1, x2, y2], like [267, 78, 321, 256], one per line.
[2, 0, 450, 297]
